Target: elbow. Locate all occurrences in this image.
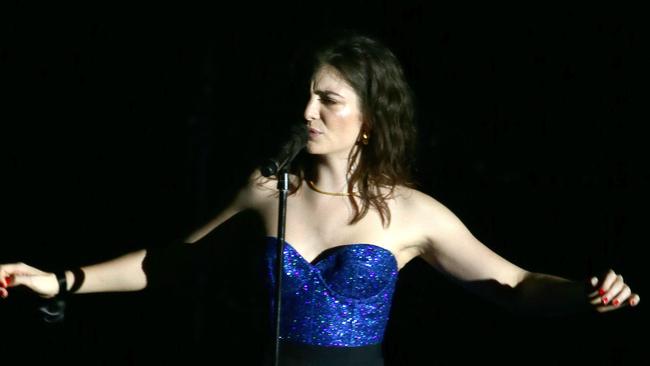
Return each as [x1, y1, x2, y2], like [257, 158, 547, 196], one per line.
[513, 269, 534, 289]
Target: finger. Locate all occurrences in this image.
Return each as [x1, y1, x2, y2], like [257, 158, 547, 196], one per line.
[0, 287, 7, 298]
[598, 269, 618, 295]
[595, 304, 621, 313]
[594, 297, 632, 313]
[0, 268, 9, 287]
[610, 285, 631, 308]
[590, 295, 602, 306]
[1, 275, 14, 288]
[594, 292, 640, 312]
[587, 277, 601, 297]
[588, 276, 608, 298]
[602, 275, 625, 305]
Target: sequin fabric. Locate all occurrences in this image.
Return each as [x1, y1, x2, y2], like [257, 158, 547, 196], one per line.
[265, 236, 399, 347]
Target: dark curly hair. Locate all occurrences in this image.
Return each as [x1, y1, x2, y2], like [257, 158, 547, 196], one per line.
[266, 33, 419, 228]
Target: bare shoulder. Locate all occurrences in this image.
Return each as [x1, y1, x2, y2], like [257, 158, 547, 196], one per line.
[381, 186, 456, 256]
[391, 185, 446, 216]
[390, 185, 459, 233]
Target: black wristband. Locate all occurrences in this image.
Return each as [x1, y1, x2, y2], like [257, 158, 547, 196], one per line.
[54, 271, 67, 297]
[69, 268, 85, 293]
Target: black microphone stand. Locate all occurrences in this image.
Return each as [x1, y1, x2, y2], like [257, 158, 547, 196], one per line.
[272, 167, 289, 366]
[260, 123, 307, 365]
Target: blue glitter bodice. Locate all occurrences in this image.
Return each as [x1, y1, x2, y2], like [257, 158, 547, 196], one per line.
[265, 236, 399, 347]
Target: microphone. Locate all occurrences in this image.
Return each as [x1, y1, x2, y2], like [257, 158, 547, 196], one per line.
[260, 124, 309, 177]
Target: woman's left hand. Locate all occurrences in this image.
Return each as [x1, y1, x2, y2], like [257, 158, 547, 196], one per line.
[588, 269, 640, 312]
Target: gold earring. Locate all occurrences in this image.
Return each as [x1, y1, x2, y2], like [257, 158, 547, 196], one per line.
[361, 132, 369, 145]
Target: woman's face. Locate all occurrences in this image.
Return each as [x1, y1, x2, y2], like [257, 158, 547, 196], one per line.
[304, 65, 364, 157]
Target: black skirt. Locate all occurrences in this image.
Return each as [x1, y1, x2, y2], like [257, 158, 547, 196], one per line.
[263, 340, 385, 366]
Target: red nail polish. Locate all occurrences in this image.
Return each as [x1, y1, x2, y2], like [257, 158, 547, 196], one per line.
[598, 288, 605, 296]
[602, 297, 609, 304]
[613, 299, 619, 306]
[5, 276, 12, 286]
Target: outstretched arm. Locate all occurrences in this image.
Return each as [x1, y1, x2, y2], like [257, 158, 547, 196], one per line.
[410, 191, 640, 315]
[1, 250, 148, 298]
[1, 168, 266, 299]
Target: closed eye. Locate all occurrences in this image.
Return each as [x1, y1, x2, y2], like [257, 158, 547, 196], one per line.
[314, 90, 343, 105]
[320, 97, 336, 105]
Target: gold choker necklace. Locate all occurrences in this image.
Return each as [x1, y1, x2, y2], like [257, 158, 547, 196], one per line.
[306, 179, 359, 196]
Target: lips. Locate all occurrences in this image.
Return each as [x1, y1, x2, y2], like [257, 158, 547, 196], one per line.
[308, 128, 323, 139]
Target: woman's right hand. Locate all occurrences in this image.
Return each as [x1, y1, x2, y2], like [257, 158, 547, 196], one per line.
[0, 263, 59, 299]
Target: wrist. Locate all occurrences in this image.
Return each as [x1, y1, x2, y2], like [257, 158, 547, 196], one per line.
[54, 271, 67, 297]
[61, 267, 85, 294]
[65, 270, 74, 292]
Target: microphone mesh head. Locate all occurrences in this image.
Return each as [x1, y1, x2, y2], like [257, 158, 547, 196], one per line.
[289, 123, 309, 146]
[260, 123, 308, 177]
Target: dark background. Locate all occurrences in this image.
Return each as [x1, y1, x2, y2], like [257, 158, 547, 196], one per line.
[1, 4, 647, 365]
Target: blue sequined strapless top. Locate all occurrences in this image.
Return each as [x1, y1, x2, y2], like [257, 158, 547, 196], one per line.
[265, 236, 399, 347]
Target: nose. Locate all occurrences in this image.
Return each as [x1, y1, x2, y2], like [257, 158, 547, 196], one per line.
[303, 95, 319, 123]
